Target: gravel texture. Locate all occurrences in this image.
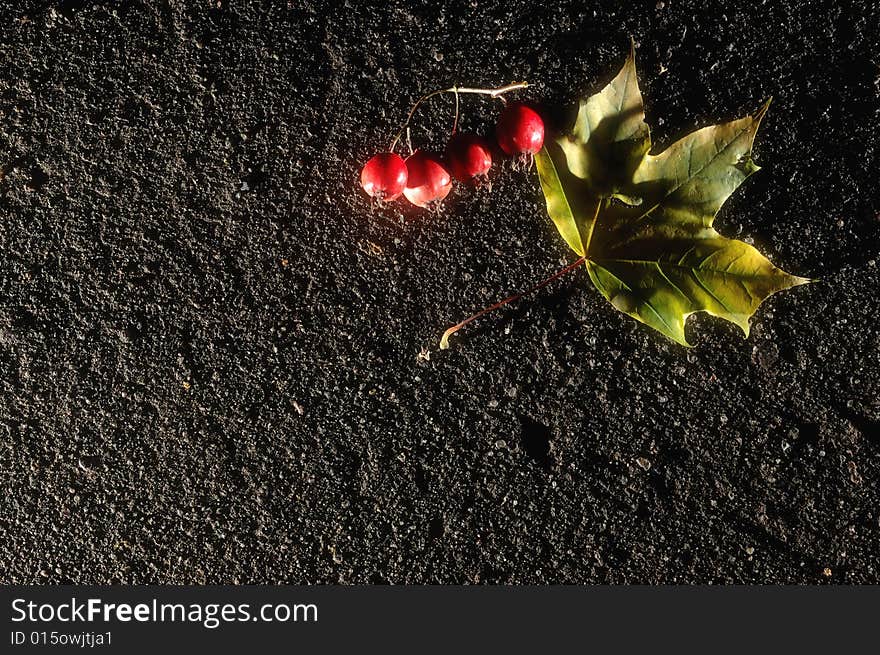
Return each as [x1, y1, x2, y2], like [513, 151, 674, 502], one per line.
[1, 0, 879, 583]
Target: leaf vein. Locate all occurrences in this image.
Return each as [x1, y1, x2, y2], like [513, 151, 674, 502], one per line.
[635, 122, 754, 223]
[597, 257, 770, 281]
[692, 270, 734, 313]
[655, 262, 689, 301]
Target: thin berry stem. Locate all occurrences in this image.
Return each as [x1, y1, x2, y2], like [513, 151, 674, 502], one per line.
[451, 87, 460, 135]
[451, 82, 529, 96]
[389, 82, 528, 152]
[439, 254, 588, 350]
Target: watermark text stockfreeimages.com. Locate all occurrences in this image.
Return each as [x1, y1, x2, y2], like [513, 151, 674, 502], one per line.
[11, 597, 318, 630]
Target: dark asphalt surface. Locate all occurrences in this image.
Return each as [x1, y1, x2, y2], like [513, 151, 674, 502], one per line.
[1, 1, 879, 583]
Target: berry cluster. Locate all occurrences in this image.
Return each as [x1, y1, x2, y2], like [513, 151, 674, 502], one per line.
[360, 83, 544, 209]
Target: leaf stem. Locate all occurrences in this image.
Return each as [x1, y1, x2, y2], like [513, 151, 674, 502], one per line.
[389, 82, 529, 152]
[439, 254, 588, 350]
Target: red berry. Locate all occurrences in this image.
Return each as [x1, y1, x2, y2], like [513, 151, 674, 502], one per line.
[496, 103, 545, 157]
[446, 133, 493, 184]
[403, 151, 452, 208]
[360, 152, 408, 201]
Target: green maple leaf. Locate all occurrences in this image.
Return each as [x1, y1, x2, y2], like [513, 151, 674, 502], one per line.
[535, 44, 809, 346]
